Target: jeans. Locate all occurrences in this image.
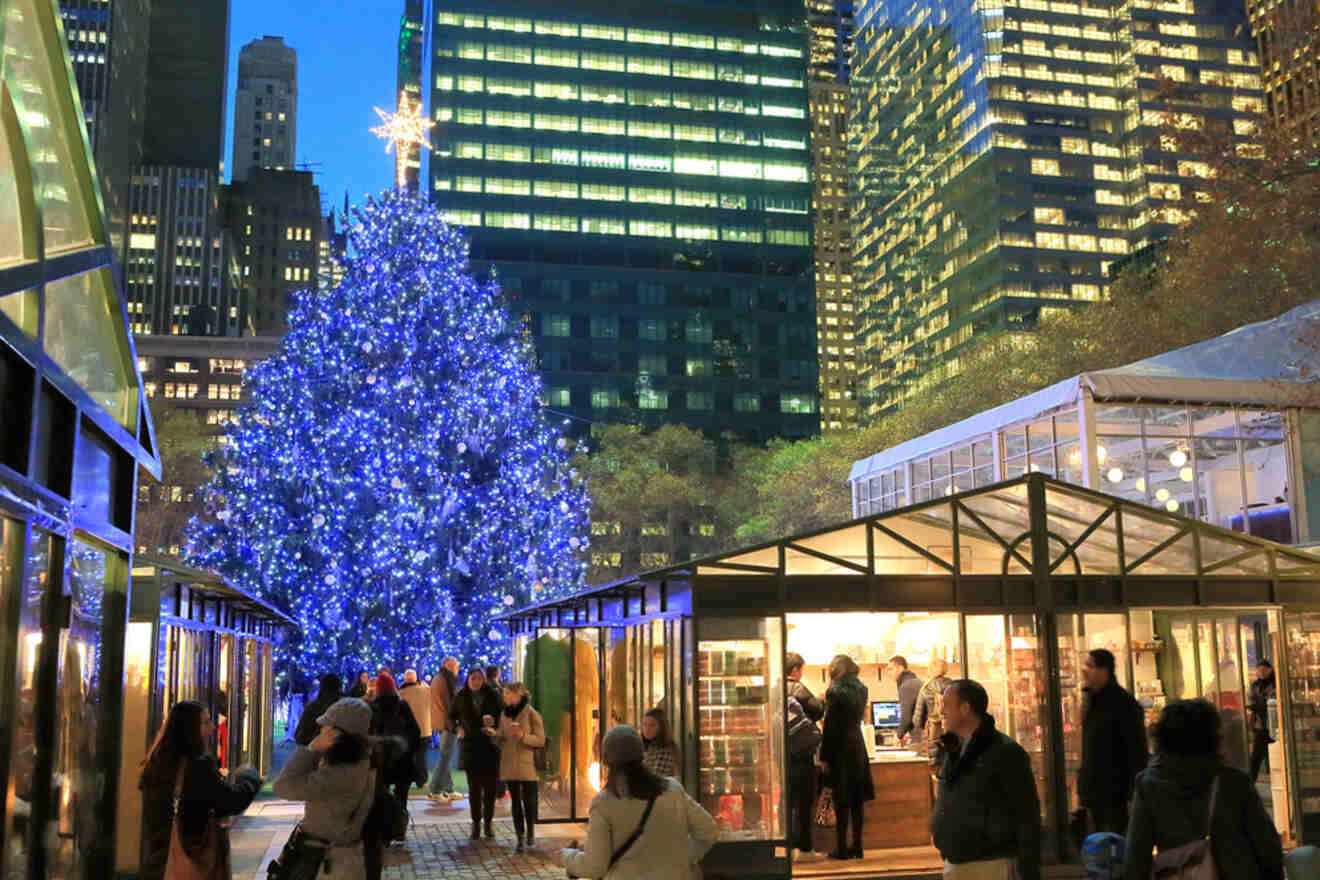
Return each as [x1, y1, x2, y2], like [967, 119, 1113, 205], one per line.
[429, 730, 457, 794]
[468, 774, 498, 824]
[507, 780, 539, 838]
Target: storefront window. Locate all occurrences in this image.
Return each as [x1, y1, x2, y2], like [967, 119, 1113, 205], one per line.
[114, 621, 155, 871]
[572, 629, 603, 817]
[697, 617, 784, 841]
[522, 628, 602, 819]
[1284, 611, 1320, 840]
[5, 529, 49, 879]
[1058, 613, 1130, 812]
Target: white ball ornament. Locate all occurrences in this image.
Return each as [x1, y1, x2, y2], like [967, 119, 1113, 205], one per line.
[569, 536, 581, 549]
[457, 442, 468, 454]
[488, 628, 502, 641]
[556, 438, 567, 450]
[312, 514, 326, 528]
[503, 594, 516, 606]
[412, 550, 427, 563]
[559, 501, 570, 513]
[366, 374, 377, 384]
[362, 342, 373, 353]
[324, 573, 336, 586]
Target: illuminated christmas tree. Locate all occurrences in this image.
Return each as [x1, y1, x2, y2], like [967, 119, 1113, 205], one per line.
[187, 190, 588, 674]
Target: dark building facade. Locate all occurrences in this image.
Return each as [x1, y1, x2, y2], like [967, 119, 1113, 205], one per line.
[141, 0, 231, 170]
[849, 0, 1264, 419]
[396, 0, 427, 193]
[424, 0, 820, 441]
[222, 168, 323, 334]
[59, 0, 151, 256]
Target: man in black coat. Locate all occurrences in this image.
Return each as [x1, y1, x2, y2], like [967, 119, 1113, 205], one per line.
[1248, 659, 1277, 782]
[932, 679, 1041, 880]
[1078, 648, 1147, 834]
[294, 674, 342, 746]
[786, 652, 824, 857]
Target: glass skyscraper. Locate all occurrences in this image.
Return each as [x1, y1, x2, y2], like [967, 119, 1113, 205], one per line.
[420, 0, 819, 441]
[850, 0, 1263, 418]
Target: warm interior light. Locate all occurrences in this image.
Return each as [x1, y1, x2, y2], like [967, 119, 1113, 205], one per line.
[587, 761, 602, 792]
[1107, 467, 1124, 483]
[1136, 477, 1147, 492]
[1155, 488, 1171, 502]
[1165, 499, 1180, 512]
[1096, 445, 1108, 464]
[1179, 467, 1194, 482]
[1169, 449, 1188, 468]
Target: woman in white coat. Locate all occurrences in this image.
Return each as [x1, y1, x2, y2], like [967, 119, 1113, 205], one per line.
[558, 725, 718, 879]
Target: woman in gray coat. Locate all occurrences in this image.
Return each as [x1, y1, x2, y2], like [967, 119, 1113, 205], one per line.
[273, 698, 377, 880]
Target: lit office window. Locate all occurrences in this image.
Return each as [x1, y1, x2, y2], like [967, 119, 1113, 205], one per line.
[582, 217, 626, 235]
[543, 386, 570, 406]
[582, 52, 626, 72]
[456, 176, 482, 193]
[542, 314, 571, 337]
[582, 151, 626, 169]
[458, 42, 484, 59]
[768, 229, 809, 246]
[487, 143, 531, 161]
[534, 146, 579, 165]
[582, 117, 626, 135]
[628, 120, 671, 139]
[488, 44, 532, 63]
[674, 154, 717, 175]
[535, 82, 578, 100]
[627, 89, 671, 107]
[721, 226, 763, 243]
[639, 389, 669, 410]
[720, 159, 762, 179]
[582, 83, 625, 103]
[591, 388, 620, 408]
[534, 215, 579, 232]
[734, 393, 760, 412]
[487, 16, 531, 31]
[627, 28, 668, 45]
[628, 57, 670, 75]
[781, 394, 817, 414]
[536, 114, 579, 132]
[455, 142, 483, 159]
[582, 183, 625, 201]
[629, 220, 672, 237]
[487, 110, 531, 128]
[535, 48, 579, 67]
[675, 125, 716, 142]
[488, 78, 531, 96]
[628, 154, 672, 172]
[628, 187, 672, 204]
[534, 180, 579, 198]
[765, 162, 808, 182]
[485, 212, 530, 229]
[676, 224, 718, 240]
[485, 177, 530, 195]
[762, 104, 804, 118]
[536, 20, 579, 37]
[582, 24, 625, 40]
[673, 33, 715, 49]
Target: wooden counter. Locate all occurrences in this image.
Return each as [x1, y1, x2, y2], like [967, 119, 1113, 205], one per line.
[812, 752, 934, 851]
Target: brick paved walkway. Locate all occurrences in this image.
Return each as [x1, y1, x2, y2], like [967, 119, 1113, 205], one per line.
[232, 795, 575, 880]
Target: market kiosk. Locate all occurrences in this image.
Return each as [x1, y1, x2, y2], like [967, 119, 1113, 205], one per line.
[501, 474, 1320, 878]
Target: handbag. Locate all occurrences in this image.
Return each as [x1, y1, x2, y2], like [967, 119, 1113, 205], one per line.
[534, 735, 549, 772]
[264, 827, 326, 880]
[164, 768, 230, 880]
[813, 786, 837, 828]
[1150, 775, 1220, 880]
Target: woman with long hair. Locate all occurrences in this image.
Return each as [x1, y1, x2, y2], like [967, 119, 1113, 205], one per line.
[819, 654, 875, 860]
[494, 682, 546, 851]
[450, 667, 502, 840]
[558, 725, 717, 878]
[138, 700, 262, 879]
[271, 698, 377, 880]
[640, 708, 679, 778]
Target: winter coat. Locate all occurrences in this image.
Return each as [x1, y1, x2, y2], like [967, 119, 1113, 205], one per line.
[369, 694, 421, 786]
[451, 686, 502, 777]
[562, 777, 718, 880]
[496, 697, 546, 782]
[295, 683, 344, 746]
[348, 679, 368, 699]
[1249, 674, 1276, 738]
[1078, 680, 1147, 810]
[273, 746, 375, 844]
[400, 681, 432, 739]
[931, 715, 1041, 880]
[1124, 754, 1283, 880]
[788, 678, 825, 761]
[914, 675, 952, 733]
[430, 668, 456, 734]
[820, 674, 875, 807]
[643, 739, 679, 778]
[895, 669, 923, 741]
[140, 755, 261, 878]
[788, 678, 825, 722]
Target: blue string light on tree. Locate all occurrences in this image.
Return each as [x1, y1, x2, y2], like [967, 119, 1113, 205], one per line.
[186, 189, 589, 677]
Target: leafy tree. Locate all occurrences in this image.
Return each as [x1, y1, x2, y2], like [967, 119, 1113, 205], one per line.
[135, 402, 214, 558]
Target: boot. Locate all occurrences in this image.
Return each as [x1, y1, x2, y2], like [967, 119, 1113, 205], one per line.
[484, 820, 494, 839]
[828, 820, 851, 860]
[470, 820, 481, 840]
[515, 833, 524, 853]
[525, 826, 535, 847]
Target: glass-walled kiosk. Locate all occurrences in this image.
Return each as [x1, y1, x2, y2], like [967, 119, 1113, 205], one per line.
[502, 474, 1320, 879]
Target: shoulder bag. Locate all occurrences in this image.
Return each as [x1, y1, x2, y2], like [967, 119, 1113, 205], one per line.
[1150, 774, 1220, 880]
[813, 786, 837, 828]
[567, 794, 659, 879]
[268, 765, 375, 880]
[164, 765, 230, 880]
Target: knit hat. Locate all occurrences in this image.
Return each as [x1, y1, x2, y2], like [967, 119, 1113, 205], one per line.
[602, 724, 645, 767]
[375, 672, 397, 697]
[316, 698, 372, 737]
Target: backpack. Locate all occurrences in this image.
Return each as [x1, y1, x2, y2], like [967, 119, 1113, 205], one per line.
[787, 695, 822, 758]
[1082, 832, 1126, 880]
[1150, 775, 1219, 880]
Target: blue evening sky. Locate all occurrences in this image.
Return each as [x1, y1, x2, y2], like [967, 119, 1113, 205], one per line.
[226, 0, 401, 214]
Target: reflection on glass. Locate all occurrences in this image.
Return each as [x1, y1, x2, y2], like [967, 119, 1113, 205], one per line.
[42, 269, 137, 430]
[524, 629, 597, 820]
[0, 93, 35, 267]
[697, 617, 784, 841]
[0, 0, 97, 254]
[0, 288, 39, 337]
[1059, 613, 1131, 812]
[572, 629, 602, 818]
[1284, 612, 1320, 840]
[1207, 618, 1248, 773]
[114, 622, 155, 872]
[4, 525, 43, 880]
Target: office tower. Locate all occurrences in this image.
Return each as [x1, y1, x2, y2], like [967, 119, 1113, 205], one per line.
[223, 168, 323, 334]
[396, 0, 427, 192]
[60, 0, 151, 255]
[849, 0, 1263, 419]
[142, 0, 230, 170]
[425, 0, 819, 441]
[806, 0, 858, 432]
[1244, 0, 1317, 126]
[125, 167, 246, 335]
[319, 208, 349, 291]
[232, 35, 299, 182]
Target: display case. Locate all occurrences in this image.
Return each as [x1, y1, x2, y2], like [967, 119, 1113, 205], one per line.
[696, 617, 784, 843]
[1285, 614, 1320, 840]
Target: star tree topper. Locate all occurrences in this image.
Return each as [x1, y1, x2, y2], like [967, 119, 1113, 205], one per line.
[371, 98, 433, 186]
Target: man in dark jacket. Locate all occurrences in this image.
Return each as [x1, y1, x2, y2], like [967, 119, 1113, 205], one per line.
[786, 652, 825, 857]
[294, 674, 342, 746]
[1248, 660, 1277, 782]
[931, 679, 1040, 880]
[889, 655, 924, 745]
[1078, 648, 1147, 834]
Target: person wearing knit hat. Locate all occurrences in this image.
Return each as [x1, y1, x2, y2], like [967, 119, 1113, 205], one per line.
[273, 698, 375, 879]
[557, 725, 717, 879]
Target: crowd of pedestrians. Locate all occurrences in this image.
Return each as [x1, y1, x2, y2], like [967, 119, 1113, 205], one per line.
[142, 649, 1293, 880]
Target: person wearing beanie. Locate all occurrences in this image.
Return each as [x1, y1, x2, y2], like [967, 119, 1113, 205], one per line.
[368, 672, 422, 842]
[273, 698, 376, 879]
[557, 725, 717, 879]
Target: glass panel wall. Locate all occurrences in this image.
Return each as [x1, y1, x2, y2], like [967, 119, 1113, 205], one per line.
[571, 628, 603, 817]
[1058, 613, 1130, 814]
[4, 529, 49, 879]
[697, 616, 784, 841]
[1284, 611, 1320, 841]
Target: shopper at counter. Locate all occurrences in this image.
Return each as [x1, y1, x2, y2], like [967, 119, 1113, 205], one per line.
[821, 654, 875, 860]
[1124, 698, 1282, 880]
[889, 656, 923, 745]
[914, 659, 953, 759]
[1079, 649, 1147, 834]
[786, 652, 824, 858]
[931, 679, 1040, 880]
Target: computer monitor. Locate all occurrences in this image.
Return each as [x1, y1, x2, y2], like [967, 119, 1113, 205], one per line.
[871, 700, 901, 729]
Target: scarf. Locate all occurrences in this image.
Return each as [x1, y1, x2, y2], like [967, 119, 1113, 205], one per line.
[502, 695, 528, 719]
[828, 673, 869, 717]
